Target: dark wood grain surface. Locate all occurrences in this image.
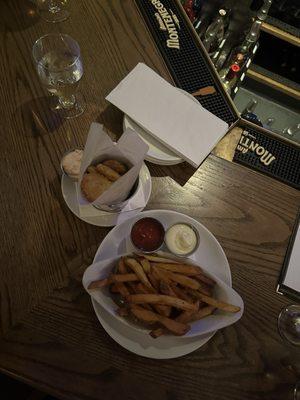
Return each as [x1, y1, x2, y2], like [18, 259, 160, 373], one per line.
[0, 1, 299, 400]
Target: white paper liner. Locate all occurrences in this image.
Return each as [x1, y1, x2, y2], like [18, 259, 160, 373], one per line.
[78, 123, 149, 209]
[76, 166, 149, 222]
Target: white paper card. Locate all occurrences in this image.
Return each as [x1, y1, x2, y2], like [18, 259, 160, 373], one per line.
[282, 224, 300, 293]
[78, 123, 149, 208]
[106, 63, 228, 168]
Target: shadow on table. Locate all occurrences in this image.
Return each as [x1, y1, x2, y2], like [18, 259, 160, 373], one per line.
[0, 0, 40, 32]
[95, 104, 124, 141]
[14, 97, 65, 137]
[147, 162, 196, 187]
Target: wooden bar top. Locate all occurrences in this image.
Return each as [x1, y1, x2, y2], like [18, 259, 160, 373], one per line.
[0, 1, 299, 400]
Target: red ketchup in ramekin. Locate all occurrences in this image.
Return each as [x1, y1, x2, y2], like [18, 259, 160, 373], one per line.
[130, 217, 165, 252]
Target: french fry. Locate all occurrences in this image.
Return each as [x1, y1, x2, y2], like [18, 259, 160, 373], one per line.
[194, 273, 216, 287]
[126, 282, 138, 294]
[195, 293, 241, 313]
[148, 268, 192, 316]
[136, 282, 171, 317]
[126, 294, 198, 311]
[88, 278, 109, 289]
[142, 254, 180, 264]
[156, 269, 209, 302]
[118, 257, 127, 274]
[127, 282, 152, 311]
[110, 284, 119, 293]
[139, 258, 151, 273]
[110, 282, 130, 296]
[155, 306, 171, 317]
[191, 305, 215, 321]
[154, 305, 171, 317]
[149, 327, 165, 339]
[152, 262, 201, 276]
[148, 272, 160, 291]
[159, 281, 177, 297]
[171, 285, 194, 303]
[110, 274, 139, 283]
[88, 274, 139, 289]
[135, 282, 147, 293]
[150, 301, 199, 338]
[114, 282, 130, 297]
[188, 284, 212, 297]
[151, 266, 171, 284]
[130, 305, 189, 336]
[117, 307, 129, 317]
[124, 258, 153, 290]
[198, 284, 213, 296]
[150, 307, 215, 338]
[128, 283, 153, 311]
[152, 267, 200, 290]
[176, 304, 200, 324]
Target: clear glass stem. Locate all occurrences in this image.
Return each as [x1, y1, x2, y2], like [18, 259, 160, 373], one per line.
[49, 1, 60, 14]
[58, 94, 76, 109]
[294, 381, 299, 400]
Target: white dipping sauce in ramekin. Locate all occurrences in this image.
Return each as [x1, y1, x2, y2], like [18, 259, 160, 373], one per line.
[165, 223, 199, 256]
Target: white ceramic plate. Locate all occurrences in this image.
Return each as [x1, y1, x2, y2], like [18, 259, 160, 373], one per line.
[91, 297, 213, 359]
[61, 164, 152, 227]
[83, 254, 243, 337]
[123, 89, 198, 166]
[123, 115, 183, 165]
[87, 210, 233, 358]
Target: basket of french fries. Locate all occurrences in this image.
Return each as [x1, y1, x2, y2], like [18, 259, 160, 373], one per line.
[83, 252, 243, 338]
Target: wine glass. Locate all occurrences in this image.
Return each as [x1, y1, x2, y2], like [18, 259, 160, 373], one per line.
[33, 33, 85, 118]
[278, 305, 300, 346]
[294, 381, 300, 400]
[35, 0, 70, 23]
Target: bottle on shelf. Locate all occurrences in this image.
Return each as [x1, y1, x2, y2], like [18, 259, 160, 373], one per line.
[257, 0, 273, 21]
[202, 8, 231, 55]
[245, 19, 262, 44]
[218, 51, 243, 79]
[225, 19, 262, 70]
[192, 0, 203, 16]
[230, 52, 245, 67]
[183, 0, 196, 23]
[193, 4, 211, 37]
[282, 123, 300, 137]
[264, 117, 275, 128]
[211, 31, 231, 67]
[242, 99, 258, 115]
[214, 47, 231, 70]
[241, 98, 263, 126]
[221, 64, 240, 95]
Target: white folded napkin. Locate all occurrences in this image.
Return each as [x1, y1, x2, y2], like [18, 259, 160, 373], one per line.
[282, 224, 300, 293]
[106, 63, 228, 168]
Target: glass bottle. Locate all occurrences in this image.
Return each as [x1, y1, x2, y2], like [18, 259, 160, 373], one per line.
[221, 64, 240, 95]
[202, 8, 231, 54]
[245, 19, 262, 45]
[257, 0, 273, 21]
[193, 4, 211, 37]
[226, 19, 262, 69]
[242, 99, 258, 115]
[241, 99, 262, 126]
